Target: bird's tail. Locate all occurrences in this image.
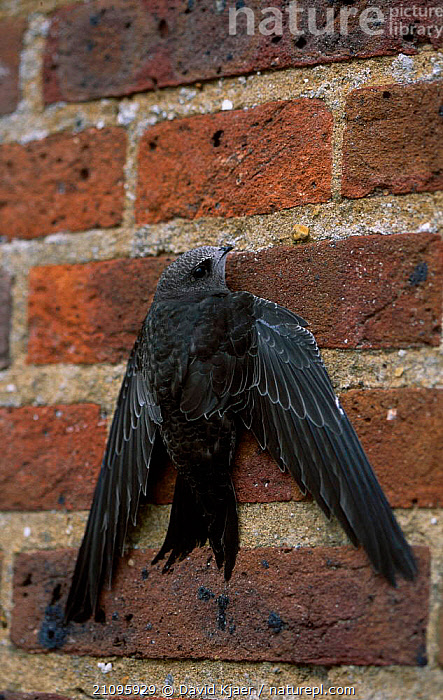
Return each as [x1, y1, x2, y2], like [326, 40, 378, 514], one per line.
[152, 472, 238, 580]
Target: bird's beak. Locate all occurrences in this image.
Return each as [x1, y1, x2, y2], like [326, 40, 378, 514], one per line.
[220, 245, 233, 256]
[217, 246, 232, 281]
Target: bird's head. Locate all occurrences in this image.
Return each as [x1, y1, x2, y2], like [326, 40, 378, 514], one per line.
[154, 246, 233, 301]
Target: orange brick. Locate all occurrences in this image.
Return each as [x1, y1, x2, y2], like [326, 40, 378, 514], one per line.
[136, 100, 332, 223]
[0, 128, 126, 240]
[342, 82, 443, 199]
[28, 257, 170, 365]
[0, 405, 107, 511]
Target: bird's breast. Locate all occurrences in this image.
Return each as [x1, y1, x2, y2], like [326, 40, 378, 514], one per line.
[142, 296, 240, 479]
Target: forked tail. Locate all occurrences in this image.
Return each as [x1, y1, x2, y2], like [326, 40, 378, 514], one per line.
[152, 472, 238, 579]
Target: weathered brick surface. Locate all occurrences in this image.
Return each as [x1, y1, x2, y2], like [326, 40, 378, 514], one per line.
[341, 389, 443, 508]
[342, 81, 443, 199]
[0, 267, 12, 370]
[0, 405, 107, 511]
[0, 128, 126, 240]
[28, 257, 171, 365]
[42, 1, 442, 104]
[0, 19, 25, 116]
[136, 100, 332, 223]
[27, 234, 442, 366]
[232, 430, 299, 505]
[227, 235, 442, 349]
[11, 547, 429, 665]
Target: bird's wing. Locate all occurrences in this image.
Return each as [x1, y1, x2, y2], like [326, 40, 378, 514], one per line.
[245, 296, 416, 584]
[64, 340, 162, 623]
[180, 292, 416, 585]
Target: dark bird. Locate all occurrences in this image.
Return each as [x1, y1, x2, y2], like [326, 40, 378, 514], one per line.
[64, 246, 416, 623]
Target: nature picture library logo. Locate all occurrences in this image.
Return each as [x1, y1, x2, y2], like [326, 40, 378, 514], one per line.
[228, 1, 443, 41]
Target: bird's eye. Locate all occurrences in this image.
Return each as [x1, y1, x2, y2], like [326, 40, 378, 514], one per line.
[191, 259, 211, 280]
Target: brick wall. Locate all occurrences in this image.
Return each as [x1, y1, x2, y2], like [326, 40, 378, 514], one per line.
[0, 1, 442, 698]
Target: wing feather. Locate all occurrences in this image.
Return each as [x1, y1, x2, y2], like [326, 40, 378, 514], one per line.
[64, 341, 161, 623]
[246, 296, 416, 584]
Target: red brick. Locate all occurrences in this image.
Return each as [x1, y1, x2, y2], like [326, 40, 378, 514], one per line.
[42, 1, 442, 104]
[232, 388, 443, 508]
[28, 234, 442, 366]
[0, 19, 25, 116]
[0, 411, 296, 511]
[0, 128, 126, 240]
[0, 405, 107, 511]
[227, 234, 442, 349]
[136, 100, 332, 223]
[342, 82, 443, 199]
[0, 267, 12, 369]
[341, 389, 443, 509]
[11, 546, 429, 665]
[232, 430, 299, 504]
[28, 257, 171, 365]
